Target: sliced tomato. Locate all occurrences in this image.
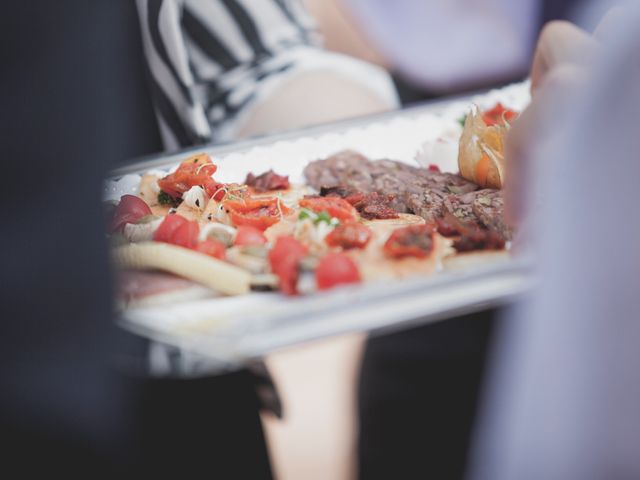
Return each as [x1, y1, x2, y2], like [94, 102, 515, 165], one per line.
[110, 195, 152, 233]
[482, 103, 518, 126]
[170, 220, 200, 249]
[195, 239, 226, 260]
[153, 215, 188, 243]
[224, 197, 290, 231]
[383, 225, 435, 259]
[268, 236, 307, 295]
[325, 223, 372, 250]
[234, 225, 267, 246]
[158, 154, 219, 199]
[203, 179, 226, 201]
[203, 180, 250, 201]
[299, 197, 358, 222]
[316, 253, 361, 291]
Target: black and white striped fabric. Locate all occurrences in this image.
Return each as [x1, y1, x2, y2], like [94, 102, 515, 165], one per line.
[137, 0, 397, 151]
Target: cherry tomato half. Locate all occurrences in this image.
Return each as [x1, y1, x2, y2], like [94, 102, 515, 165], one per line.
[153, 215, 188, 244]
[171, 220, 200, 249]
[158, 153, 219, 199]
[383, 225, 435, 259]
[110, 195, 152, 233]
[195, 239, 226, 260]
[299, 197, 358, 222]
[316, 253, 361, 291]
[268, 236, 307, 295]
[325, 223, 372, 250]
[481, 102, 518, 126]
[234, 225, 267, 246]
[224, 198, 290, 231]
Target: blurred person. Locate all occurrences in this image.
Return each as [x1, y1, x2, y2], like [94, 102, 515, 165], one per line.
[135, 2, 402, 478]
[303, 1, 586, 479]
[132, 2, 593, 479]
[135, 0, 399, 150]
[0, 2, 272, 477]
[309, 0, 587, 100]
[469, 2, 640, 478]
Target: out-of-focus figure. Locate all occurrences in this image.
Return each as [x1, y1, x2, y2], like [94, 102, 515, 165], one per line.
[311, 0, 585, 98]
[136, 0, 398, 149]
[470, 2, 640, 479]
[0, 2, 273, 477]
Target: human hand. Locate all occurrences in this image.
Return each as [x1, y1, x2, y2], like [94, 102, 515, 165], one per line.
[505, 18, 603, 224]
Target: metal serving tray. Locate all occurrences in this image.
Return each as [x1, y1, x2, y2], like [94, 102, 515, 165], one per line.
[106, 82, 533, 367]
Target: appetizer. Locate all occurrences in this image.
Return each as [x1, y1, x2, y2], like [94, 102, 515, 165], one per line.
[110, 104, 518, 306]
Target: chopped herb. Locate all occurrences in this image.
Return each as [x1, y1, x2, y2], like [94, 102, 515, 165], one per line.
[299, 208, 339, 226]
[315, 211, 333, 225]
[298, 208, 317, 222]
[158, 190, 182, 207]
[458, 114, 468, 127]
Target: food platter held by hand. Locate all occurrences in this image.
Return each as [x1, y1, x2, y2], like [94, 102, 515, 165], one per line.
[105, 82, 533, 366]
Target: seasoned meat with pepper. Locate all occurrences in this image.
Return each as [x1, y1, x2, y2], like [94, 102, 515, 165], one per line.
[444, 191, 479, 224]
[403, 188, 448, 223]
[472, 190, 512, 240]
[245, 170, 290, 192]
[304, 151, 512, 247]
[306, 152, 477, 217]
[303, 150, 374, 193]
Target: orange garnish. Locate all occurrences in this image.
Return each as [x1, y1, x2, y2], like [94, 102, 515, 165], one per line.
[475, 154, 491, 186]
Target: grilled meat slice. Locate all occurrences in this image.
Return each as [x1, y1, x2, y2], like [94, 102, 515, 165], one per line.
[304, 151, 511, 244]
[472, 190, 512, 240]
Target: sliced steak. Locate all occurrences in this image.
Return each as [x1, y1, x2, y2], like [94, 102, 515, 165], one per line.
[444, 191, 480, 224]
[472, 190, 512, 240]
[304, 150, 374, 193]
[304, 151, 511, 243]
[404, 188, 448, 222]
[404, 173, 479, 222]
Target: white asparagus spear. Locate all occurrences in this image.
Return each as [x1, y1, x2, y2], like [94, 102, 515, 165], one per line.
[112, 242, 251, 296]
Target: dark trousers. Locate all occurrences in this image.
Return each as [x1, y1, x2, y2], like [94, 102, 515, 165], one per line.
[130, 370, 273, 478]
[358, 309, 498, 480]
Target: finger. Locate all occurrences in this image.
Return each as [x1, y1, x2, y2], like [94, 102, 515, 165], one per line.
[506, 64, 586, 225]
[530, 21, 597, 94]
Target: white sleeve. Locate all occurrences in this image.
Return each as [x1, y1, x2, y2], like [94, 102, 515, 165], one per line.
[343, 0, 539, 90]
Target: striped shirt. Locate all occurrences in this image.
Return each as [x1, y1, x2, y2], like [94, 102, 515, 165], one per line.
[137, 0, 397, 150]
